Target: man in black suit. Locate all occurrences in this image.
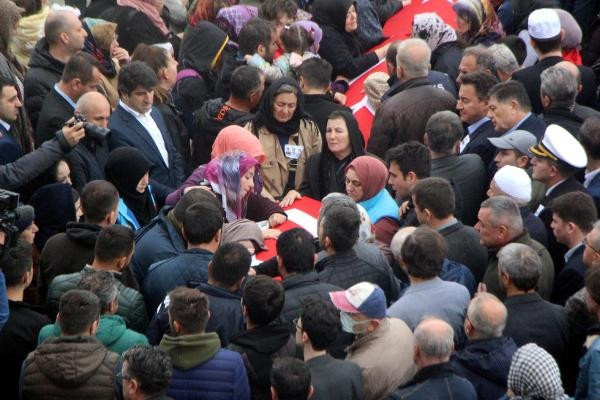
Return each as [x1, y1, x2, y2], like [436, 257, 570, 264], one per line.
[487, 80, 546, 141]
[297, 58, 351, 140]
[108, 61, 185, 204]
[0, 76, 25, 165]
[549, 191, 597, 305]
[457, 71, 500, 168]
[580, 118, 600, 215]
[35, 52, 101, 146]
[540, 66, 584, 138]
[531, 124, 588, 273]
[511, 8, 597, 114]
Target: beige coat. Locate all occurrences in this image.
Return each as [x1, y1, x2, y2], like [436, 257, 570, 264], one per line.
[346, 317, 417, 400]
[244, 119, 322, 198]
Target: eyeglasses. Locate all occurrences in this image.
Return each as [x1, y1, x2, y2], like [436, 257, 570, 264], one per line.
[583, 237, 600, 255]
[293, 317, 302, 331]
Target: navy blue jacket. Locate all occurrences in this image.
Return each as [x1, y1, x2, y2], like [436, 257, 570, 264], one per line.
[552, 244, 586, 306]
[143, 248, 213, 314]
[451, 336, 518, 400]
[108, 104, 185, 204]
[0, 123, 21, 165]
[460, 119, 500, 169]
[587, 172, 600, 216]
[520, 206, 548, 248]
[147, 282, 244, 346]
[130, 207, 186, 284]
[389, 362, 477, 400]
[512, 113, 547, 141]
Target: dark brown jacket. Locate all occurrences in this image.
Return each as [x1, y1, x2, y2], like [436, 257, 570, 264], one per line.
[21, 335, 119, 399]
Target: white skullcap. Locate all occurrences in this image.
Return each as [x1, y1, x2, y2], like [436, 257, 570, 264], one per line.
[493, 165, 532, 204]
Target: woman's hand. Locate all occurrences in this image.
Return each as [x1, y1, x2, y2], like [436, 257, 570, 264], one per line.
[374, 42, 391, 60]
[333, 92, 347, 105]
[402, 0, 411, 6]
[279, 190, 301, 207]
[268, 213, 287, 228]
[262, 228, 282, 240]
[112, 46, 130, 66]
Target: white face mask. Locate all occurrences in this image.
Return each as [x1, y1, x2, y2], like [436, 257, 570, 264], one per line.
[340, 311, 372, 334]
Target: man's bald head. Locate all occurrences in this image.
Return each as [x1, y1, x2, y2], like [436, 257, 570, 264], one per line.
[76, 92, 111, 128]
[466, 293, 507, 339]
[45, 10, 86, 54]
[390, 226, 417, 262]
[396, 38, 431, 81]
[555, 60, 582, 87]
[414, 317, 454, 364]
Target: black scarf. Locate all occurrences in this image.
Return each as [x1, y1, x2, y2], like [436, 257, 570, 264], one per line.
[105, 147, 157, 226]
[318, 110, 365, 197]
[82, 21, 117, 78]
[252, 77, 310, 137]
[312, 0, 363, 56]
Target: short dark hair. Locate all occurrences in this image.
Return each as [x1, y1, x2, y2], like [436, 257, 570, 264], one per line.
[425, 111, 463, 154]
[182, 202, 223, 245]
[586, 267, 600, 305]
[385, 41, 401, 67]
[210, 242, 251, 287]
[270, 358, 311, 400]
[78, 270, 118, 313]
[386, 141, 431, 179]
[131, 43, 169, 76]
[501, 35, 527, 66]
[122, 346, 172, 397]
[410, 177, 455, 219]
[80, 180, 119, 224]
[58, 289, 101, 335]
[168, 286, 210, 334]
[259, 0, 297, 21]
[230, 65, 263, 100]
[0, 75, 16, 94]
[532, 34, 562, 54]
[238, 18, 274, 56]
[322, 207, 360, 252]
[242, 275, 284, 326]
[118, 61, 158, 96]
[173, 188, 221, 223]
[459, 71, 499, 100]
[462, 46, 497, 77]
[277, 228, 315, 274]
[61, 52, 100, 84]
[549, 192, 597, 233]
[488, 80, 532, 112]
[296, 57, 332, 90]
[400, 227, 446, 279]
[1, 239, 33, 287]
[300, 298, 340, 350]
[580, 117, 600, 160]
[94, 225, 135, 263]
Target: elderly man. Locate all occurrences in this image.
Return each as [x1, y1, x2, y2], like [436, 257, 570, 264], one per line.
[499, 243, 570, 374]
[475, 196, 554, 300]
[387, 227, 470, 338]
[25, 9, 87, 129]
[451, 293, 517, 400]
[66, 92, 111, 191]
[489, 44, 519, 81]
[530, 124, 588, 272]
[487, 80, 546, 140]
[555, 61, 600, 121]
[487, 165, 548, 247]
[330, 282, 416, 400]
[390, 318, 477, 399]
[456, 46, 496, 84]
[540, 66, 584, 137]
[368, 38, 456, 158]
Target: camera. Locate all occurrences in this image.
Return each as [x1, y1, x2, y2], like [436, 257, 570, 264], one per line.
[0, 189, 20, 253]
[70, 113, 110, 143]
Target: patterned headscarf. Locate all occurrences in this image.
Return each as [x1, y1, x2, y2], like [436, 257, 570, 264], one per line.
[412, 12, 458, 51]
[508, 343, 569, 400]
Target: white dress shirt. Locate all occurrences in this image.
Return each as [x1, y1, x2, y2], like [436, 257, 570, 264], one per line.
[119, 100, 169, 167]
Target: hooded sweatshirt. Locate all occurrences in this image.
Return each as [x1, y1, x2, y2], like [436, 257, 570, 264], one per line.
[38, 314, 148, 355]
[192, 98, 254, 165]
[21, 335, 119, 399]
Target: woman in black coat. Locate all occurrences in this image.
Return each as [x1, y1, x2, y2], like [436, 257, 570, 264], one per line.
[313, 0, 389, 79]
[299, 110, 365, 199]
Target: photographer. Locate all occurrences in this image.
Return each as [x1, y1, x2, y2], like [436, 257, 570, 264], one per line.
[67, 92, 111, 192]
[0, 78, 86, 191]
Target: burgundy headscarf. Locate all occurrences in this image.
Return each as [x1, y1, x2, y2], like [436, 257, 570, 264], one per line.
[346, 155, 388, 201]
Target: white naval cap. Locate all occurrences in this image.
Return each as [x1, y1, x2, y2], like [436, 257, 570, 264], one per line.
[493, 165, 532, 204]
[529, 124, 587, 169]
[528, 8, 561, 40]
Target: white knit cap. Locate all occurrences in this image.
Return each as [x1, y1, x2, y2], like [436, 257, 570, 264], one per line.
[493, 165, 532, 204]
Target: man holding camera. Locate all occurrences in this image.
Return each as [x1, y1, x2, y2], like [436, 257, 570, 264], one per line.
[0, 78, 85, 191]
[35, 52, 101, 146]
[67, 92, 111, 192]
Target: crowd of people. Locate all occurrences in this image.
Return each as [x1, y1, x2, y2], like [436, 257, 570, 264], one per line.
[0, 0, 600, 398]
